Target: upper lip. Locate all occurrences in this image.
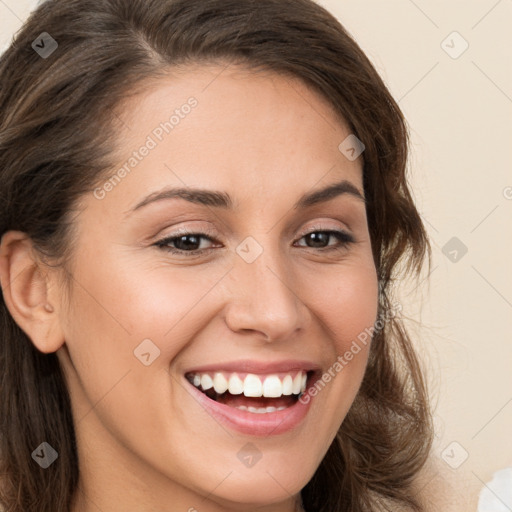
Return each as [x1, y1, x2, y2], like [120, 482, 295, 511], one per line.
[184, 359, 321, 375]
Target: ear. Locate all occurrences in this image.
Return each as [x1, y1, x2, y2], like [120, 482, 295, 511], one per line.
[0, 230, 65, 354]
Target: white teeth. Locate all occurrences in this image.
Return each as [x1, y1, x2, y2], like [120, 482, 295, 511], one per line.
[200, 374, 213, 390]
[190, 370, 310, 398]
[292, 372, 302, 394]
[233, 405, 288, 412]
[228, 374, 244, 395]
[243, 406, 286, 414]
[243, 374, 263, 397]
[213, 372, 229, 394]
[282, 375, 293, 395]
[262, 375, 282, 397]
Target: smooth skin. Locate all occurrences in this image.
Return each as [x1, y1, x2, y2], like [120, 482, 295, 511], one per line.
[0, 64, 379, 512]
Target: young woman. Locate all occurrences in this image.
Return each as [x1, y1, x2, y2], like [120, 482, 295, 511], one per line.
[0, 0, 433, 510]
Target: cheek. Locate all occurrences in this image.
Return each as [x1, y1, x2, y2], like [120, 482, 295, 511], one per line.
[110, 261, 234, 357]
[303, 258, 379, 351]
[299, 260, 379, 420]
[59, 252, 230, 467]
[67, 247, 230, 354]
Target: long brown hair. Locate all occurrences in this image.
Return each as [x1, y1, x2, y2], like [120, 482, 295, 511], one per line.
[0, 0, 433, 510]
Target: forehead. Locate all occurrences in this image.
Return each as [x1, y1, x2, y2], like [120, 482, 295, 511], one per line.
[113, 62, 354, 160]
[91, 63, 364, 218]
[118, 61, 348, 126]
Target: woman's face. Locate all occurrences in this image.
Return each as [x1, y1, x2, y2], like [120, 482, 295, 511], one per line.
[56, 64, 379, 511]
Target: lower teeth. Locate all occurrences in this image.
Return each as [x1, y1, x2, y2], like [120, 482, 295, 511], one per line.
[235, 405, 287, 413]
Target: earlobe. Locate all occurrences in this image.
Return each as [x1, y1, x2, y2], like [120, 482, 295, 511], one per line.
[0, 230, 65, 354]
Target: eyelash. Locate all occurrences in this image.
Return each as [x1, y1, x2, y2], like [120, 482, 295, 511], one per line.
[154, 227, 356, 256]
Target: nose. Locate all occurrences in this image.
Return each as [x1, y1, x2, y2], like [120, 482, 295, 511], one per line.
[223, 248, 309, 343]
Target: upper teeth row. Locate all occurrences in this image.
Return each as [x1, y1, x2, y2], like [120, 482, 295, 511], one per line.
[189, 371, 308, 398]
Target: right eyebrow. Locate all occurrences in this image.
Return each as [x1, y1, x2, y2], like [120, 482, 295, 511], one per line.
[125, 187, 233, 216]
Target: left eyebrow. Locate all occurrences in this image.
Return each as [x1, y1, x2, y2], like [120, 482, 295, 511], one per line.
[124, 178, 366, 217]
[293, 179, 366, 209]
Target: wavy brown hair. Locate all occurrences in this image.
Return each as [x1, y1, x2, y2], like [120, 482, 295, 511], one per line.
[0, 0, 433, 510]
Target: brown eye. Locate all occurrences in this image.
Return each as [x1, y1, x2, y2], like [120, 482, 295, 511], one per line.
[154, 232, 218, 255]
[295, 230, 355, 251]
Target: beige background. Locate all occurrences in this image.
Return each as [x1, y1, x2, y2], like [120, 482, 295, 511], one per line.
[1, 0, 511, 510]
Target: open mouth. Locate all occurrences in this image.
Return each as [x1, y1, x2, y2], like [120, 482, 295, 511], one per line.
[185, 370, 311, 414]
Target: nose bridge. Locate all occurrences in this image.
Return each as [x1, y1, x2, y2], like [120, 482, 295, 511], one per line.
[225, 236, 306, 341]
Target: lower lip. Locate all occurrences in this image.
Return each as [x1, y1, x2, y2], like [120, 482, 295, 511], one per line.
[185, 377, 315, 436]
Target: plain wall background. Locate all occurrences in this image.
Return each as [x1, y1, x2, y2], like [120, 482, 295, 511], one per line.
[1, 0, 511, 509]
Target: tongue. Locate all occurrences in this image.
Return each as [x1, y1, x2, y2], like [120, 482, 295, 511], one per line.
[215, 391, 296, 409]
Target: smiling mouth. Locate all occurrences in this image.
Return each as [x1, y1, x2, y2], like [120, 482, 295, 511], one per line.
[185, 370, 311, 414]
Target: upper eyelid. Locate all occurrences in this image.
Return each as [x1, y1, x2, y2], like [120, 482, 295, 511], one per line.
[158, 223, 352, 240]
[299, 223, 350, 235]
